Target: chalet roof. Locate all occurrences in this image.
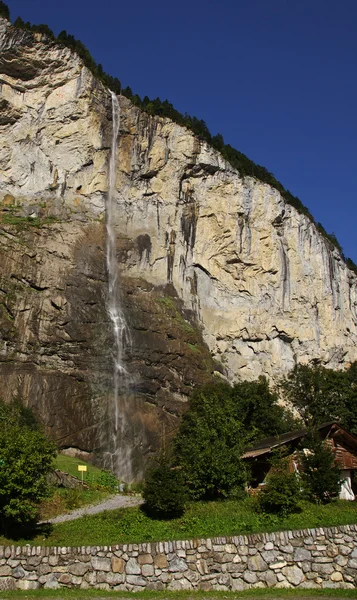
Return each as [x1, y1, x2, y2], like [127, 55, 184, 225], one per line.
[242, 422, 357, 459]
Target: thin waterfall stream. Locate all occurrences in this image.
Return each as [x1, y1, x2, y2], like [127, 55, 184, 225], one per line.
[104, 91, 132, 480]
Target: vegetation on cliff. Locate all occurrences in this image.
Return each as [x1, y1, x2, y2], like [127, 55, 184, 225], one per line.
[1, 2, 356, 271]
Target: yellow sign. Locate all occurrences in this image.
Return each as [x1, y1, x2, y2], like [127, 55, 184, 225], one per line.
[78, 465, 87, 472]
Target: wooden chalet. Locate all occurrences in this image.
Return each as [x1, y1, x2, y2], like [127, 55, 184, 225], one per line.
[242, 422, 357, 500]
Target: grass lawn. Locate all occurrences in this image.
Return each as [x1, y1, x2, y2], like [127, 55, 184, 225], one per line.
[0, 589, 357, 599]
[1, 497, 356, 547]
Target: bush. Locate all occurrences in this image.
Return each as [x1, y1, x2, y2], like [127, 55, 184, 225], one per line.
[258, 447, 300, 516]
[0, 400, 56, 534]
[143, 453, 187, 519]
[300, 432, 341, 504]
[86, 469, 118, 491]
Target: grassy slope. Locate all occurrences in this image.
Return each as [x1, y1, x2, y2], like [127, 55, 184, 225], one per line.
[2, 498, 356, 547]
[38, 454, 114, 520]
[54, 454, 104, 483]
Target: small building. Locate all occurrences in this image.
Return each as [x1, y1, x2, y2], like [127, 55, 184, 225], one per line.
[242, 422, 357, 501]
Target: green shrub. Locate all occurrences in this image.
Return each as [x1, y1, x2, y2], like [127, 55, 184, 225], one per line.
[143, 453, 187, 519]
[86, 469, 118, 491]
[258, 447, 300, 516]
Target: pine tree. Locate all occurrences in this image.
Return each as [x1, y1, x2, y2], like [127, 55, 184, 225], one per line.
[0, 1, 9, 20]
[143, 452, 187, 519]
[300, 432, 341, 503]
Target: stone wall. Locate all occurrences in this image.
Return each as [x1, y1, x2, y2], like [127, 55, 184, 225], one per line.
[1, 525, 357, 591]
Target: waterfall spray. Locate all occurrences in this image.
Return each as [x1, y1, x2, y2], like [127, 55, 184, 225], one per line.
[104, 91, 132, 479]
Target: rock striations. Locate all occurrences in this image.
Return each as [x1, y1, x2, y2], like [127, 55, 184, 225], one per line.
[0, 18, 357, 477]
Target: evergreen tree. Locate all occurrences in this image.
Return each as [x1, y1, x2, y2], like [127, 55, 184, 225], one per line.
[143, 452, 187, 518]
[212, 133, 225, 150]
[300, 432, 341, 503]
[0, 1, 9, 20]
[13, 16, 25, 29]
[30, 23, 55, 39]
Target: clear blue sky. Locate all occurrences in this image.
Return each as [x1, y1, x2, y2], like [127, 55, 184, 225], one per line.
[6, 0, 357, 262]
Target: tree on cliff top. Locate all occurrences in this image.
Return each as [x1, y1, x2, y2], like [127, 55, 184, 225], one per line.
[0, 2, 10, 20]
[0, 400, 56, 535]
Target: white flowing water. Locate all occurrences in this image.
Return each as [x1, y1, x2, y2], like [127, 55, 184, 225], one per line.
[105, 91, 132, 479]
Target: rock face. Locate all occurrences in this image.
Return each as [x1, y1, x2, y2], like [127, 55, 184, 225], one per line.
[1, 18, 357, 476]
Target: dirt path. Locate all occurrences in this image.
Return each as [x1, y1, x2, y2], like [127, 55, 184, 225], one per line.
[42, 494, 143, 524]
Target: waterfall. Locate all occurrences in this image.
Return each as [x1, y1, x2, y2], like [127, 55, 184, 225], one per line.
[104, 91, 132, 480]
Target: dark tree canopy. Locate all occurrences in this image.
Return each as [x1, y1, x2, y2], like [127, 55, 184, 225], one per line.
[281, 363, 357, 435]
[175, 383, 248, 500]
[281, 364, 343, 426]
[230, 377, 300, 441]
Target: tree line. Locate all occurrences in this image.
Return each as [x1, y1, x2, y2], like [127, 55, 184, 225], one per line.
[144, 363, 357, 517]
[1, 0, 356, 271]
[0, 361, 355, 532]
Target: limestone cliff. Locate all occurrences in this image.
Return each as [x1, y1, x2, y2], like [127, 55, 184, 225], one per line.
[1, 18, 357, 477]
